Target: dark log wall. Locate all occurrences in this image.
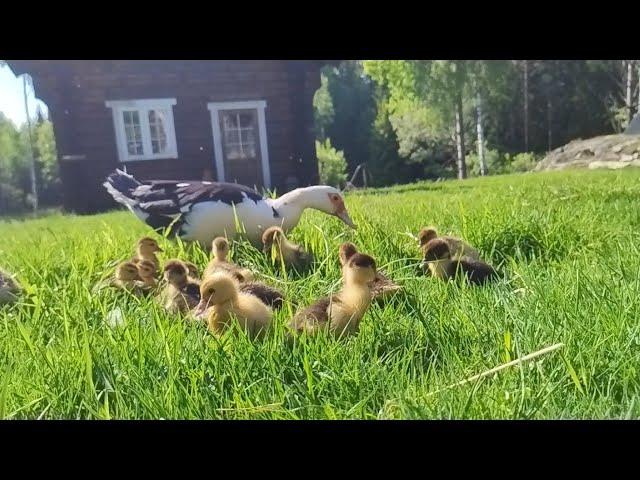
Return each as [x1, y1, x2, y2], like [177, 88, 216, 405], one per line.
[9, 60, 324, 213]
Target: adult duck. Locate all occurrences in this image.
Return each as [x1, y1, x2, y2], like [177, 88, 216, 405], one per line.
[103, 169, 356, 247]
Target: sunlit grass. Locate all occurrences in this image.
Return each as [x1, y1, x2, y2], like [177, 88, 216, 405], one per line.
[1, 168, 639, 419]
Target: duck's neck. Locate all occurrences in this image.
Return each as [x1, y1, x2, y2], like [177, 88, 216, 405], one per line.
[269, 187, 325, 231]
[340, 282, 372, 312]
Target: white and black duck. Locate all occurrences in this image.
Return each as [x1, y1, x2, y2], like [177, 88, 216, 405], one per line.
[103, 169, 356, 247]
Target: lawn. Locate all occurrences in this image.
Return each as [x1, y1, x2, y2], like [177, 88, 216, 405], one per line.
[1, 169, 639, 419]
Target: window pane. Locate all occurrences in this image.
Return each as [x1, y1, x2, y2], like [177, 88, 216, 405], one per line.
[242, 128, 256, 145]
[225, 144, 242, 160]
[149, 109, 168, 154]
[224, 129, 240, 145]
[238, 113, 254, 128]
[222, 112, 239, 130]
[123, 110, 143, 156]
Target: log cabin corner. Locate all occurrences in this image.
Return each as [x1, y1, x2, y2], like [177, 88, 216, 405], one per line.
[6, 60, 333, 213]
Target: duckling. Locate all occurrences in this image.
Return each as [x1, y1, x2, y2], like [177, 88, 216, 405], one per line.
[112, 261, 152, 295]
[194, 272, 273, 339]
[203, 237, 254, 282]
[160, 260, 201, 315]
[418, 226, 480, 260]
[289, 252, 377, 339]
[338, 242, 401, 301]
[422, 238, 498, 285]
[238, 281, 286, 310]
[132, 237, 163, 270]
[262, 226, 313, 271]
[137, 259, 159, 288]
[0, 268, 22, 305]
[183, 261, 201, 283]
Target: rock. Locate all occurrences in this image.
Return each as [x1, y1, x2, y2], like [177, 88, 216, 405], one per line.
[538, 134, 640, 172]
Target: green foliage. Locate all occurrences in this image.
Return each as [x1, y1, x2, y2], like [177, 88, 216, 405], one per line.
[316, 138, 348, 188]
[0, 112, 60, 213]
[1, 170, 640, 418]
[467, 148, 541, 176]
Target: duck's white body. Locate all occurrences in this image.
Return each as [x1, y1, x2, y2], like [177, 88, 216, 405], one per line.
[103, 170, 354, 247]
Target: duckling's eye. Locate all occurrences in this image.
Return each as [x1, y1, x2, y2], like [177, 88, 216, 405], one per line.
[208, 289, 215, 295]
[331, 195, 339, 201]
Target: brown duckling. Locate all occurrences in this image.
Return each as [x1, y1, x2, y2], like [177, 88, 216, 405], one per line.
[183, 261, 201, 283]
[262, 226, 313, 271]
[132, 237, 163, 271]
[112, 261, 152, 295]
[238, 281, 286, 310]
[160, 259, 201, 314]
[338, 242, 401, 300]
[422, 238, 498, 285]
[194, 272, 273, 339]
[418, 226, 480, 260]
[0, 268, 22, 305]
[203, 237, 254, 282]
[137, 259, 159, 288]
[289, 251, 377, 339]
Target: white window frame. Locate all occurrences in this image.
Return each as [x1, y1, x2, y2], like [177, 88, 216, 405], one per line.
[106, 98, 178, 162]
[207, 100, 270, 189]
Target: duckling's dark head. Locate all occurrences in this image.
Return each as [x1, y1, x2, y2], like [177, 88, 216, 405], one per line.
[423, 238, 451, 262]
[183, 261, 199, 279]
[163, 260, 188, 286]
[338, 242, 359, 267]
[345, 252, 377, 284]
[418, 227, 438, 249]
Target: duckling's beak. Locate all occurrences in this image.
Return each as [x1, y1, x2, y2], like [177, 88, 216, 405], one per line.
[336, 210, 357, 229]
[194, 298, 209, 317]
[156, 247, 164, 252]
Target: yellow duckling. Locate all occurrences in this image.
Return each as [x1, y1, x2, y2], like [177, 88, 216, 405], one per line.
[338, 242, 401, 300]
[160, 260, 201, 315]
[289, 251, 377, 339]
[0, 267, 22, 305]
[203, 237, 254, 282]
[194, 272, 272, 339]
[132, 237, 163, 271]
[261, 226, 313, 271]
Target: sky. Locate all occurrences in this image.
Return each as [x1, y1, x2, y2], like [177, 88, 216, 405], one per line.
[0, 64, 49, 127]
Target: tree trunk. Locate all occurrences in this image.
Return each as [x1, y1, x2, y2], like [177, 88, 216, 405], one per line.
[626, 60, 634, 125]
[22, 75, 38, 213]
[547, 98, 552, 153]
[455, 93, 467, 179]
[523, 60, 529, 152]
[475, 90, 487, 175]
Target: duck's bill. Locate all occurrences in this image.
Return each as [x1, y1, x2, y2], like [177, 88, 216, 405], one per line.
[336, 210, 357, 229]
[194, 300, 208, 317]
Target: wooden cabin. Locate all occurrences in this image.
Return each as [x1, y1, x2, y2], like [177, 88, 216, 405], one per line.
[6, 60, 329, 213]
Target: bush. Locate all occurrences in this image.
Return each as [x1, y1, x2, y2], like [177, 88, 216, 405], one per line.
[316, 138, 348, 188]
[507, 152, 540, 172]
[467, 148, 541, 176]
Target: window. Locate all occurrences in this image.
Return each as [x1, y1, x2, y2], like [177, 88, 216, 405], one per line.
[106, 98, 178, 161]
[221, 110, 258, 160]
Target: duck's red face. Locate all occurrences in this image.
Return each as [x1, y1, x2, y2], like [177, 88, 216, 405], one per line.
[328, 193, 356, 229]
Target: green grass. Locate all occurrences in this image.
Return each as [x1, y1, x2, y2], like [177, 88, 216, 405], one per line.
[1, 169, 640, 419]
